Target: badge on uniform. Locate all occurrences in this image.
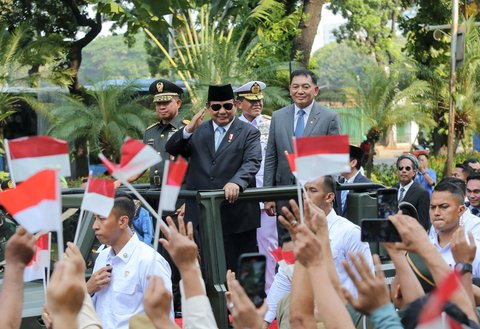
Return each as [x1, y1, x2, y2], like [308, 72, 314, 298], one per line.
[228, 134, 233, 143]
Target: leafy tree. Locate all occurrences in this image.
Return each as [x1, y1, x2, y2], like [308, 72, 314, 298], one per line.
[344, 62, 432, 147]
[32, 83, 155, 161]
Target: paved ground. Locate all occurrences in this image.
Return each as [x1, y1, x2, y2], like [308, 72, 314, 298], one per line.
[375, 143, 413, 166]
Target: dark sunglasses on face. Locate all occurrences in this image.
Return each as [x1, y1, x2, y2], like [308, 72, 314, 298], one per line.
[398, 166, 412, 171]
[211, 103, 234, 111]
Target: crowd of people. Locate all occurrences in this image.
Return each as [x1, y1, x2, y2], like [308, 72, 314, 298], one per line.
[3, 69, 480, 329]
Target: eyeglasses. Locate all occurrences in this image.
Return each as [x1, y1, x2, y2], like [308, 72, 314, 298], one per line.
[211, 103, 234, 111]
[398, 166, 412, 171]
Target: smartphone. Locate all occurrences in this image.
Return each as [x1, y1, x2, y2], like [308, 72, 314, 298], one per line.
[361, 218, 402, 242]
[238, 253, 266, 308]
[106, 264, 112, 273]
[377, 188, 399, 219]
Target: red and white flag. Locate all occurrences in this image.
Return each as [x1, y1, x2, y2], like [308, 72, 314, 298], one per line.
[284, 151, 297, 177]
[160, 157, 188, 211]
[5, 136, 70, 182]
[294, 135, 350, 184]
[0, 169, 62, 233]
[99, 137, 161, 181]
[81, 175, 115, 217]
[416, 270, 462, 329]
[24, 234, 50, 282]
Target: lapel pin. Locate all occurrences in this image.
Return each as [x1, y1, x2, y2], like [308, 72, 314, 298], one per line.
[228, 134, 233, 142]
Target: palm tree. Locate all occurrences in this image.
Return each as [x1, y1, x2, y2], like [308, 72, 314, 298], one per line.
[33, 82, 155, 163]
[345, 62, 432, 148]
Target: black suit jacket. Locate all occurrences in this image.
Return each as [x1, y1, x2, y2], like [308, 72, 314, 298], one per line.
[394, 181, 431, 231]
[165, 118, 262, 234]
[335, 173, 372, 217]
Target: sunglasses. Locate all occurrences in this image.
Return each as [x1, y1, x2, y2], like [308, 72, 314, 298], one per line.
[211, 103, 234, 111]
[398, 166, 413, 171]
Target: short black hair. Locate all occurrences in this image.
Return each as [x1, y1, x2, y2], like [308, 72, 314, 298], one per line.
[455, 163, 473, 176]
[433, 181, 465, 205]
[463, 158, 479, 166]
[321, 175, 336, 194]
[113, 191, 135, 228]
[437, 177, 466, 196]
[290, 69, 317, 85]
[467, 172, 480, 183]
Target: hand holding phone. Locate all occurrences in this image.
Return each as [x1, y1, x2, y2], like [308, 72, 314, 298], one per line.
[361, 219, 402, 243]
[377, 188, 399, 219]
[238, 253, 266, 308]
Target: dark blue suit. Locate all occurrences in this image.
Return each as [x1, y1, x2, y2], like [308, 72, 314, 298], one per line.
[335, 172, 372, 217]
[165, 118, 262, 271]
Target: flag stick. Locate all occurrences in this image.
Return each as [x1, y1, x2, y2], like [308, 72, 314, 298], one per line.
[55, 171, 64, 261]
[73, 171, 91, 245]
[42, 270, 47, 301]
[4, 139, 16, 187]
[120, 179, 170, 233]
[47, 232, 51, 286]
[153, 160, 170, 251]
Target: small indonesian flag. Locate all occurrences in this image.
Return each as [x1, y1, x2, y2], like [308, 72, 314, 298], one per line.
[416, 270, 462, 329]
[294, 135, 350, 184]
[99, 137, 161, 181]
[81, 175, 115, 217]
[0, 169, 62, 233]
[160, 157, 188, 211]
[284, 151, 297, 176]
[24, 234, 50, 282]
[6, 136, 70, 182]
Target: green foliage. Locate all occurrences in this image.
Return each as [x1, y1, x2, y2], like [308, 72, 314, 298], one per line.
[31, 83, 155, 161]
[79, 34, 150, 83]
[344, 61, 433, 144]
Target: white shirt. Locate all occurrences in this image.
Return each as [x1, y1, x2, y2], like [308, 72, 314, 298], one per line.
[263, 210, 373, 323]
[428, 225, 480, 278]
[92, 234, 173, 329]
[398, 180, 414, 200]
[326, 209, 374, 297]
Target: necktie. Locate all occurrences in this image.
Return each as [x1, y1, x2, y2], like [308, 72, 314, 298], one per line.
[215, 126, 226, 151]
[294, 110, 305, 137]
[398, 187, 405, 202]
[472, 208, 480, 217]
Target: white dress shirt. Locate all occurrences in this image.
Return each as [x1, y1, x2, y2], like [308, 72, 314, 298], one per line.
[428, 224, 480, 277]
[293, 101, 314, 130]
[263, 209, 373, 323]
[398, 179, 414, 200]
[92, 234, 173, 329]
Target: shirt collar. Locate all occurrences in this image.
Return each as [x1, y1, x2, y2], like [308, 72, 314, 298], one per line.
[107, 233, 138, 264]
[239, 113, 261, 128]
[400, 179, 414, 192]
[294, 101, 314, 117]
[346, 171, 361, 184]
[212, 117, 235, 132]
[326, 208, 337, 229]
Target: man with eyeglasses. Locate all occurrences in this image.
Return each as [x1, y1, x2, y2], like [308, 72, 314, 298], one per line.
[234, 80, 277, 292]
[166, 84, 262, 273]
[393, 154, 431, 230]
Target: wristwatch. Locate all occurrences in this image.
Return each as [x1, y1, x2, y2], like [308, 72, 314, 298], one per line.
[455, 262, 473, 275]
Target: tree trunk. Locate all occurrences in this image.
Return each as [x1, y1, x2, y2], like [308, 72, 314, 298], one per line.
[365, 141, 375, 178]
[380, 127, 396, 148]
[291, 0, 325, 66]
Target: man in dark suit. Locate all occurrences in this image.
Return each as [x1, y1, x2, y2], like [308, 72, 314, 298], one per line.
[165, 84, 262, 273]
[263, 69, 341, 237]
[335, 145, 372, 217]
[393, 153, 431, 230]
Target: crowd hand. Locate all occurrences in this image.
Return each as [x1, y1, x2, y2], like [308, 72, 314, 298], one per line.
[303, 198, 328, 239]
[113, 180, 122, 189]
[226, 270, 268, 329]
[224, 182, 240, 203]
[389, 213, 431, 253]
[86, 265, 112, 295]
[5, 226, 35, 268]
[47, 261, 85, 323]
[159, 215, 198, 272]
[451, 227, 476, 264]
[185, 108, 205, 134]
[342, 254, 390, 315]
[64, 242, 86, 275]
[278, 199, 304, 241]
[264, 202, 276, 216]
[41, 305, 53, 329]
[382, 242, 405, 259]
[176, 203, 185, 217]
[144, 275, 179, 329]
[294, 224, 323, 268]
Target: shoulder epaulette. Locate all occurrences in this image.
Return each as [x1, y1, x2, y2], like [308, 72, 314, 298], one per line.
[182, 119, 190, 125]
[145, 122, 161, 131]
